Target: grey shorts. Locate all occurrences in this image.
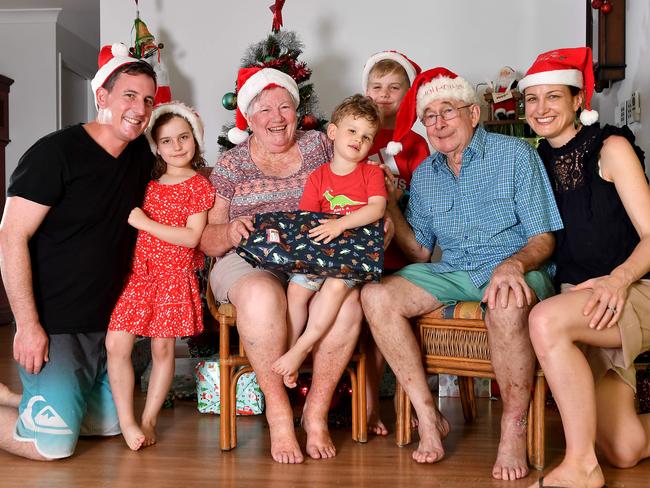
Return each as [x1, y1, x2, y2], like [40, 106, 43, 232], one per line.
[210, 252, 288, 303]
[289, 273, 358, 292]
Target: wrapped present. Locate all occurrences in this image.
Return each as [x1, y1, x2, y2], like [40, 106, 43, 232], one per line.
[236, 211, 384, 282]
[438, 374, 491, 398]
[194, 358, 264, 415]
[141, 357, 200, 400]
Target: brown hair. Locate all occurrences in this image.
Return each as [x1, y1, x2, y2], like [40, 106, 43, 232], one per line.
[330, 94, 380, 129]
[150, 113, 206, 180]
[102, 61, 157, 93]
[368, 59, 410, 86]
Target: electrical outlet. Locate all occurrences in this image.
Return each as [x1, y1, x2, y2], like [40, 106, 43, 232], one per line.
[631, 91, 641, 122]
[626, 99, 633, 124]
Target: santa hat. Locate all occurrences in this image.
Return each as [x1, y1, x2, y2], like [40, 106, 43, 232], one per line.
[145, 101, 205, 155]
[518, 47, 598, 126]
[361, 50, 422, 92]
[91, 43, 141, 108]
[386, 67, 477, 155]
[227, 67, 300, 144]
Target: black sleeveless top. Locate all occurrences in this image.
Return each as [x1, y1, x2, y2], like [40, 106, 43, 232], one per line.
[537, 124, 648, 286]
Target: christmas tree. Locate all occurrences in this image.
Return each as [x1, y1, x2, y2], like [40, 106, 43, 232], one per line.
[217, 2, 327, 153]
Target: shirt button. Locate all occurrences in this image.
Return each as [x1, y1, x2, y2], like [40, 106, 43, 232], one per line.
[464, 235, 468, 240]
[466, 261, 471, 266]
[464, 250, 469, 254]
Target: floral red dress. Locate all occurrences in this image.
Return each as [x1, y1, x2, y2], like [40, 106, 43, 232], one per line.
[109, 174, 215, 337]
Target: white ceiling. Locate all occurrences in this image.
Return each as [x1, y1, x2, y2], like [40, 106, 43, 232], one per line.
[0, 0, 99, 48]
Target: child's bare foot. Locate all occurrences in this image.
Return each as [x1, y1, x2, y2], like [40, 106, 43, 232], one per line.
[120, 422, 145, 451]
[0, 383, 21, 408]
[140, 418, 157, 447]
[272, 348, 308, 381]
[283, 372, 298, 388]
[303, 415, 336, 459]
[368, 410, 388, 436]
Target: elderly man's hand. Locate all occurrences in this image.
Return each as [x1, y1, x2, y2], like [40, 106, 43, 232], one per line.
[481, 258, 534, 310]
[383, 215, 395, 250]
[228, 216, 254, 248]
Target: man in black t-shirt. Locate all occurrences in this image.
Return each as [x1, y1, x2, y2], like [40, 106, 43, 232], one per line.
[0, 43, 156, 460]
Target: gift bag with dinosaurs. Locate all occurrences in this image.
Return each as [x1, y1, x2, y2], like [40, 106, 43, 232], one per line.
[236, 211, 384, 282]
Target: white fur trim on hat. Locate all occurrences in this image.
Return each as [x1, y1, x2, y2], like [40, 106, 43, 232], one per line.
[416, 76, 478, 118]
[237, 68, 299, 116]
[145, 101, 205, 154]
[518, 69, 583, 92]
[386, 141, 403, 156]
[362, 51, 418, 92]
[228, 127, 250, 145]
[91, 43, 140, 109]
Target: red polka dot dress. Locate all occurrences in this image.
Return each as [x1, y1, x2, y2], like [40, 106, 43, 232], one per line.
[109, 174, 215, 337]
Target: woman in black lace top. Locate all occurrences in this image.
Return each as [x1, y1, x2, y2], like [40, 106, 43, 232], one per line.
[520, 47, 650, 488]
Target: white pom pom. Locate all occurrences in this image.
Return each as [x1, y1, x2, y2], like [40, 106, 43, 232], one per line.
[111, 43, 130, 58]
[228, 127, 249, 145]
[386, 141, 403, 156]
[580, 109, 599, 126]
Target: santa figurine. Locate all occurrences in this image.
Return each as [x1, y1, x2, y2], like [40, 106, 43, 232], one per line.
[490, 66, 520, 120]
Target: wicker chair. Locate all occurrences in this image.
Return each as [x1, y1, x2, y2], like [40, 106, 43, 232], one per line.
[394, 301, 546, 470]
[206, 273, 368, 450]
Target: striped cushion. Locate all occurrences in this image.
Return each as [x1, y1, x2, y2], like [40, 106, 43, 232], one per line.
[428, 301, 485, 320]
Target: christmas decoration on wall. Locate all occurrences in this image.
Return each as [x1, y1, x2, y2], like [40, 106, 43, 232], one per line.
[130, 1, 172, 105]
[592, 0, 613, 15]
[217, 0, 327, 152]
[487, 66, 521, 120]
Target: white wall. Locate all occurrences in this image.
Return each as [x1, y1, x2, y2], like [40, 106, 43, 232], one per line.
[100, 0, 586, 166]
[593, 1, 650, 162]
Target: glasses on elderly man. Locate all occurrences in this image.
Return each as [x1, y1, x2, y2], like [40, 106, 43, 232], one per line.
[421, 104, 473, 127]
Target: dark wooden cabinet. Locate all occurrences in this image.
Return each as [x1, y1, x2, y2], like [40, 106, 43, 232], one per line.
[0, 74, 14, 324]
[587, 0, 626, 92]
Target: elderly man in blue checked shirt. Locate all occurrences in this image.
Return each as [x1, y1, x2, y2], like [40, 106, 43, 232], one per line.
[361, 67, 562, 481]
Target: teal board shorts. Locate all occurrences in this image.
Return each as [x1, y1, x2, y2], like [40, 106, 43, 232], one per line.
[14, 332, 120, 459]
[395, 264, 555, 305]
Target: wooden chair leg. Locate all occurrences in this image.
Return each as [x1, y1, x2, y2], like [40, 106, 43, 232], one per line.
[395, 383, 412, 446]
[530, 373, 546, 470]
[347, 367, 359, 442]
[357, 353, 367, 443]
[459, 376, 477, 422]
[219, 358, 233, 450]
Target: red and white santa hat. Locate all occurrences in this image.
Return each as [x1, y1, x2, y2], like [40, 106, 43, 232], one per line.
[91, 43, 142, 108]
[518, 47, 598, 126]
[145, 101, 205, 155]
[361, 50, 422, 92]
[386, 67, 477, 155]
[227, 67, 300, 144]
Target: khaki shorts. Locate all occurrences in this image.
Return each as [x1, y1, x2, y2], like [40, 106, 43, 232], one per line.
[562, 281, 650, 392]
[209, 252, 288, 304]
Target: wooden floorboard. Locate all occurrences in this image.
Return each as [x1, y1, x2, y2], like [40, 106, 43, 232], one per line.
[1, 324, 649, 487]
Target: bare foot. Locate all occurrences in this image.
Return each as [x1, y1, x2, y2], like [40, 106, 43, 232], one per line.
[528, 462, 604, 488]
[368, 411, 388, 436]
[120, 422, 145, 451]
[0, 383, 21, 408]
[412, 412, 449, 463]
[272, 347, 308, 381]
[269, 422, 304, 464]
[303, 416, 336, 460]
[492, 415, 529, 480]
[283, 372, 298, 389]
[140, 419, 157, 448]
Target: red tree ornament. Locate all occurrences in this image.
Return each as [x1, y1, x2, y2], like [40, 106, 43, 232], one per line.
[591, 0, 603, 9]
[601, 1, 613, 14]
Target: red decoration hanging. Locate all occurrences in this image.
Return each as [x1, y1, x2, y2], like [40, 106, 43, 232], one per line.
[269, 0, 286, 33]
[601, 1, 613, 14]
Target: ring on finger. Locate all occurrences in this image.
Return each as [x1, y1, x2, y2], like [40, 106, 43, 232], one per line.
[607, 306, 617, 313]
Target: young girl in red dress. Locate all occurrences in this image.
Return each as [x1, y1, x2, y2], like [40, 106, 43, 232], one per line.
[105, 102, 215, 451]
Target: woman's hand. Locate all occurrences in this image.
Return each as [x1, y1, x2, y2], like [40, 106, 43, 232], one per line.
[227, 216, 254, 248]
[571, 274, 630, 329]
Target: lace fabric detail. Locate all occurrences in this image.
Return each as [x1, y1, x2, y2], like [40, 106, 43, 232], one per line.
[547, 131, 598, 193]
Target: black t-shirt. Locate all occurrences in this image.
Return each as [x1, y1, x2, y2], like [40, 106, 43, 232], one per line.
[7, 124, 154, 334]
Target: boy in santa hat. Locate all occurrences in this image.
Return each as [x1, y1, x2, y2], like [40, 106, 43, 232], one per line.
[361, 50, 430, 436]
[0, 43, 156, 461]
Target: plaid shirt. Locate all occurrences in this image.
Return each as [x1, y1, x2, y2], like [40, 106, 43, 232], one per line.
[406, 127, 563, 287]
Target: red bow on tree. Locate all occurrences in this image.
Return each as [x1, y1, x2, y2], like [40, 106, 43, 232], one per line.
[269, 0, 286, 33]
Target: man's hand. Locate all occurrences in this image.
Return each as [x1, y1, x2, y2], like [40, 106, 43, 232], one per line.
[482, 259, 534, 309]
[309, 218, 345, 244]
[14, 323, 49, 374]
[383, 215, 395, 250]
[227, 216, 254, 248]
